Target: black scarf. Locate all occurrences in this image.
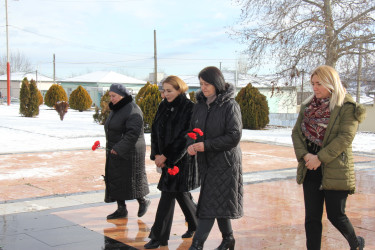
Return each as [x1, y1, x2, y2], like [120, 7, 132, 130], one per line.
[109, 95, 133, 111]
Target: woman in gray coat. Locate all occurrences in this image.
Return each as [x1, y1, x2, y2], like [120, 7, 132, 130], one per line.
[104, 83, 150, 220]
[187, 66, 243, 250]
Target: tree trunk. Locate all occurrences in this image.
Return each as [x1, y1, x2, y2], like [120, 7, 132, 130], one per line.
[324, 0, 338, 67]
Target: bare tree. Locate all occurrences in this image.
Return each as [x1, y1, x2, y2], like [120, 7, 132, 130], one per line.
[0, 51, 33, 75]
[232, 0, 375, 82]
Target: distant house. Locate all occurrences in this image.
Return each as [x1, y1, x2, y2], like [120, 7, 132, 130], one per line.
[0, 72, 55, 100]
[60, 71, 147, 107]
[179, 72, 297, 114]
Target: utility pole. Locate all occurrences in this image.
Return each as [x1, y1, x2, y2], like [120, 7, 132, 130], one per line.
[219, 62, 222, 70]
[5, 0, 11, 105]
[356, 43, 362, 103]
[53, 54, 56, 83]
[154, 30, 157, 84]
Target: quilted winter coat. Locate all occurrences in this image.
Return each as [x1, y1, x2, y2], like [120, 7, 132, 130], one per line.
[292, 94, 366, 193]
[150, 94, 200, 192]
[104, 95, 149, 201]
[189, 83, 243, 219]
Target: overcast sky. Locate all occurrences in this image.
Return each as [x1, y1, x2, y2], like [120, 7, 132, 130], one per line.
[0, 0, 252, 80]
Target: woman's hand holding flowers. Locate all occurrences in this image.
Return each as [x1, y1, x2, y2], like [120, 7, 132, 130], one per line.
[187, 128, 204, 156]
[155, 154, 166, 168]
[187, 145, 197, 155]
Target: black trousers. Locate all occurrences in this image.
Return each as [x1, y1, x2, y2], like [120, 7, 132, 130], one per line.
[149, 191, 197, 242]
[193, 218, 232, 242]
[303, 179, 359, 249]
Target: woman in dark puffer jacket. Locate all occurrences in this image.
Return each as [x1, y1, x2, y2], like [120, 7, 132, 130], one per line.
[187, 66, 243, 250]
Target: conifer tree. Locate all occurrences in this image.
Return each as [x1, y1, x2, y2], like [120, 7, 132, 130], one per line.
[235, 83, 270, 130]
[189, 91, 196, 103]
[37, 90, 43, 106]
[135, 82, 152, 105]
[69, 85, 92, 112]
[93, 90, 110, 125]
[19, 78, 39, 117]
[136, 83, 161, 132]
[44, 84, 68, 108]
[28, 80, 40, 117]
[19, 77, 30, 116]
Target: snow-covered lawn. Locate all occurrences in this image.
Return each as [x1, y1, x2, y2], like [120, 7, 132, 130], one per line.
[1, 104, 374, 154]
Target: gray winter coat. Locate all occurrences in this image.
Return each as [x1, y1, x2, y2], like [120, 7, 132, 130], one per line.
[104, 95, 149, 201]
[189, 83, 243, 219]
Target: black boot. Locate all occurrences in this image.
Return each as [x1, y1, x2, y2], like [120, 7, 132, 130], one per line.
[137, 197, 151, 217]
[351, 236, 365, 250]
[189, 239, 204, 250]
[107, 205, 128, 220]
[144, 239, 168, 249]
[181, 230, 195, 238]
[215, 232, 235, 250]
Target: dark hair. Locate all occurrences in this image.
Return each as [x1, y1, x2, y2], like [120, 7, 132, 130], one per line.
[198, 66, 226, 94]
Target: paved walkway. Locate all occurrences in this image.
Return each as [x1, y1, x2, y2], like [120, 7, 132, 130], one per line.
[1, 142, 374, 249]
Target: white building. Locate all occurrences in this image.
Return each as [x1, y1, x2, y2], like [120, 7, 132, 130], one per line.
[0, 72, 55, 101]
[60, 71, 147, 107]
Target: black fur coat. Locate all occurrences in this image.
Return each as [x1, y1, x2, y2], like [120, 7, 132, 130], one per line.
[151, 94, 200, 192]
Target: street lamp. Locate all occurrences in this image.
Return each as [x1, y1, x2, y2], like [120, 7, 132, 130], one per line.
[5, 0, 11, 105]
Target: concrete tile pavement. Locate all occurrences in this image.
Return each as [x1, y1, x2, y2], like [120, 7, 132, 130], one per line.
[1, 141, 375, 249]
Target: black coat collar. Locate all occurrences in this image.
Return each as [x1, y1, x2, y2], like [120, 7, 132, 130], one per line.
[109, 95, 133, 111]
[164, 94, 186, 109]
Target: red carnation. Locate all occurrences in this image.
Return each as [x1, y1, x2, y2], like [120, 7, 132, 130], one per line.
[168, 166, 179, 175]
[92, 140, 101, 151]
[188, 128, 204, 141]
[193, 128, 203, 136]
[187, 132, 197, 140]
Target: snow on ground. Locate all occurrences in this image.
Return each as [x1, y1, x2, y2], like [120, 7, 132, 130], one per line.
[0, 104, 374, 154]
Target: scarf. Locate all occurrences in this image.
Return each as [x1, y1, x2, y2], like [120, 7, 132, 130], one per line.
[109, 95, 133, 111]
[206, 93, 217, 107]
[301, 96, 331, 147]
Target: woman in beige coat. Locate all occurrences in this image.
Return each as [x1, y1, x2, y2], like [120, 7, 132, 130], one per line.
[292, 65, 366, 250]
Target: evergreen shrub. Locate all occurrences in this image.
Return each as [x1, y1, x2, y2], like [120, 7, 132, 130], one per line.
[28, 80, 40, 116]
[37, 90, 43, 105]
[189, 91, 196, 103]
[93, 90, 110, 125]
[19, 77, 39, 117]
[136, 83, 161, 132]
[44, 84, 67, 108]
[235, 83, 269, 129]
[19, 78, 30, 116]
[69, 85, 92, 112]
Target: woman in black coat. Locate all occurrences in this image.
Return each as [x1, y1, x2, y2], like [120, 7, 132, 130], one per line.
[144, 76, 200, 249]
[104, 83, 150, 220]
[187, 66, 243, 250]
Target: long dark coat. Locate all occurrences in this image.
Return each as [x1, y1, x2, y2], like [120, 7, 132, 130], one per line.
[151, 94, 200, 192]
[104, 95, 149, 201]
[189, 83, 243, 219]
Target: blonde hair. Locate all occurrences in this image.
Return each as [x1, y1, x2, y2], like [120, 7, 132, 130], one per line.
[303, 65, 346, 111]
[162, 75, 188, 93]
